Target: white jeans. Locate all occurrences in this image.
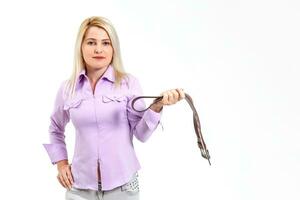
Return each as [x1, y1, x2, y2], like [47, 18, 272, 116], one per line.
[65, 173, 139, 200]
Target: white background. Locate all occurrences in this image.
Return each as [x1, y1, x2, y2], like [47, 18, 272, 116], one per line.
[0, 0, 299, 199]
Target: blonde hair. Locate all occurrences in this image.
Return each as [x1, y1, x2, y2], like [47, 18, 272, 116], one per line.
[65, 16, 129, 99]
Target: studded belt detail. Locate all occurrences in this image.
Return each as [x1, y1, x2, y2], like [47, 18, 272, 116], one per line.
[98, 173, 139, 193]
[121, 173, 139, 193]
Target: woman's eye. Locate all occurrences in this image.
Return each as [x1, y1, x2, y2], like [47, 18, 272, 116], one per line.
[86, 41, 110, 46]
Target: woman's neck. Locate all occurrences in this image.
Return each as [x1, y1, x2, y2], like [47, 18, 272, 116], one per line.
[86, 66, 108, 84]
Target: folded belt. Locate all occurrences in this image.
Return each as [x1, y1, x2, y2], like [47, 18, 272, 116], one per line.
[131, 93, 211, 165]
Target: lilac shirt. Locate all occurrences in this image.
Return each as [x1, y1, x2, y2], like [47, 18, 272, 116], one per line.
[43, 65, 163, 191]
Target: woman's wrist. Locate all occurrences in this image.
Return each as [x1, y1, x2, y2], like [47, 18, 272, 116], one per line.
[57, 159, 69, 169]
[150, 103, 163, 113]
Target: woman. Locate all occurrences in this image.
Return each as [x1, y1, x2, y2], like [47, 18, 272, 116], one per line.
[43, 16, 185, 200]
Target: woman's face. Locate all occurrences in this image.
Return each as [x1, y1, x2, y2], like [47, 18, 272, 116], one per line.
[81, 26, 113, 71]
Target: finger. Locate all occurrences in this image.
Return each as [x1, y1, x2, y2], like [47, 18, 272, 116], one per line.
[57, 175, 65, 188]
[62, 172, 72, 189]
[167, 91, 174, 104]
[67, 164, 74, 184]
[66, 168, 74, 185]
[176, 88, 185, 100]
[181, 88, 185, 99]
[160, 92, 168, 105]
[59, 174, 68, 188]
[174, 88, 181, 100]
[172, 89, 179, 102]
[169, 90, 178, 104]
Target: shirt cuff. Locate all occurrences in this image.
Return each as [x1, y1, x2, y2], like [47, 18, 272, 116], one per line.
[43, 143, 68, 165]
[143, 108, 163, 130]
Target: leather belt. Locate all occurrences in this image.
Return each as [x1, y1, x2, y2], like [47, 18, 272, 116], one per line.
[131, 93, 211, 165]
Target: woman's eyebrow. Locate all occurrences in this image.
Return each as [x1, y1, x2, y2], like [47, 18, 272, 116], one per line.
[85, 38, 110, 41]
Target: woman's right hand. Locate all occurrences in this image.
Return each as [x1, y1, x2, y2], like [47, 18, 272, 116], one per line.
[56, 160, 74, 189]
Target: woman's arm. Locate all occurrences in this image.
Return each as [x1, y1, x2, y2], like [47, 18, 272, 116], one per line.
[127, 76, 163, 142]
[43, 81, 70, 165]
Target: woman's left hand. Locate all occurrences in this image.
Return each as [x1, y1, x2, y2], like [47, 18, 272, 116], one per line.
[150, 88, 185, 112]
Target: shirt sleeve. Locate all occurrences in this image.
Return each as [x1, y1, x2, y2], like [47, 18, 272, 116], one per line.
[42, 80, 70, 165]
[126, 75, 163, 142]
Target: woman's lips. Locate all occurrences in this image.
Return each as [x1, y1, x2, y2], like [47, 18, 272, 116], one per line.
[93, 57, 105, 60]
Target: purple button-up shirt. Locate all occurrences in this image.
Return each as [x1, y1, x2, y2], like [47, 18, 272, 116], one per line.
[43, 65, 163, 191]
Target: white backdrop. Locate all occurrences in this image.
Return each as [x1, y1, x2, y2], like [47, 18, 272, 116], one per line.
[0, 0, 299, 199]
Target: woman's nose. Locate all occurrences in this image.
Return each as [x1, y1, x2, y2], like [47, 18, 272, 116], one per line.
[95, 45, 104, 53]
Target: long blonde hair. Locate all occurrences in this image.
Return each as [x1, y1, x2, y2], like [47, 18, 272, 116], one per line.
[65, 16, 129, 99]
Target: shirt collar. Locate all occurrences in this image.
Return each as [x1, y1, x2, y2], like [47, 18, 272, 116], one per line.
[76, 64, 115, 88]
